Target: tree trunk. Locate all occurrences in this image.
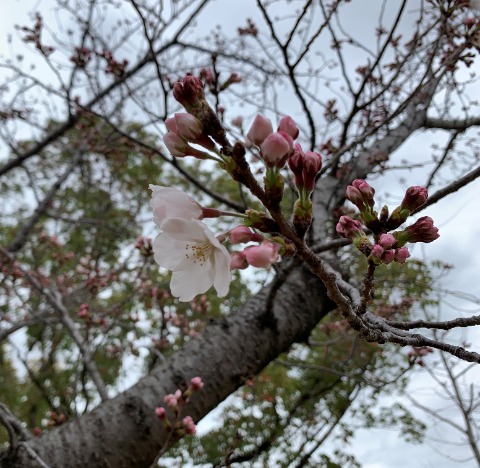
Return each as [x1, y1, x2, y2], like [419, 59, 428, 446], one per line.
[2, 265, 335, 467]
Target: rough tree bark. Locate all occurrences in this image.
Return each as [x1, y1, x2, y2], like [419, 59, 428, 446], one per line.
[3, 266, 334, 467]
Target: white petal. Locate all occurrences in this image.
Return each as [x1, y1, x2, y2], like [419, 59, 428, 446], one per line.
[161, 218, 208, 243]
[152, 234, 189, 269]
[150, 185, 202, 225]
[213, 246, 232, 297]
[170, 261, 214, 301]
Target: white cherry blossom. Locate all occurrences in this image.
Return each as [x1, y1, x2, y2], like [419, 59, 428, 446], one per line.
[149, 185, 203, 228]
[152, 218, 231, 301]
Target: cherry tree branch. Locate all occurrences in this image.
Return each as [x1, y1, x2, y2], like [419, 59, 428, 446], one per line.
[424, 116, 480, 130]
[384, 315, 480, 331]
[414, 163, 480, 213]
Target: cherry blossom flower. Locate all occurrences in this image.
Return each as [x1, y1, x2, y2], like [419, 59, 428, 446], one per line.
[149, 185, 203, 228]
[152, 218, 231, 301]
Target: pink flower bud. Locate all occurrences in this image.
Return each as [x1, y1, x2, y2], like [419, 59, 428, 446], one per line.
[395, 216, 440, 245]
[345, 186, 363, 207]
[182, 416, 197, 435]
[173, 74, 205, 110]
[164, 132, 188, 157]
[182, 415, 194, 425]
[370, 244, 384, 260]
[155, 407, 167, 419]
[382, 249, 395, 264]
[277, 116, 299, 140]
[260, 131, 293, 168]
[247, 114, 273, 146]
[163, 133, 210, 160]
[222, 73, 242, 88]
[243, 241, 280, 268]
[378, 233, 396, 249]
[346, 179, 375, 211]
[288, 144, 305, 189]
[336, 216, 363, 240]
[189, 377, 204, 392]
[229, 226, 255, 244]
[230, 252, 248, 270]
[394, 247, 410, 264]
[199, 67, 214, 84]
[166, 113, 203, 140]
[163, 394, 178, 408]
[231, 116, 243, 128]
[302, 151, 322, 192]
[400, 186, 428, 213]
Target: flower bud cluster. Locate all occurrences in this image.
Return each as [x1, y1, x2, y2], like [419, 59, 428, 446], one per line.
[288, 144, 323, 193]
[407, 346, 433, 366]
[173, 74, 206, 111]
[154, 377, 204, 437]
[368, 235, 411, 265]
[337, 180, 439, 265]
[134, 236, 153, 256]
[247, 115, 299, 168]
[170, 74, 228, 148]
[246, 113, 322, 236]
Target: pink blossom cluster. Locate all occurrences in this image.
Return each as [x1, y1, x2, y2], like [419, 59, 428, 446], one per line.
[100, 49, 128, 77]
[369, 234, 410, 265]
[246, 114, 298, 168]
[134, 236, 153, 256]
[75, 255, 117, 292]
[154, 377, 205, 437]
[288, 144, 323, 193]
[408, 346, 433, 366]
[238, 18, 258, 37]
[337, 179, 439, 265]
[69, 46, 92, 68]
